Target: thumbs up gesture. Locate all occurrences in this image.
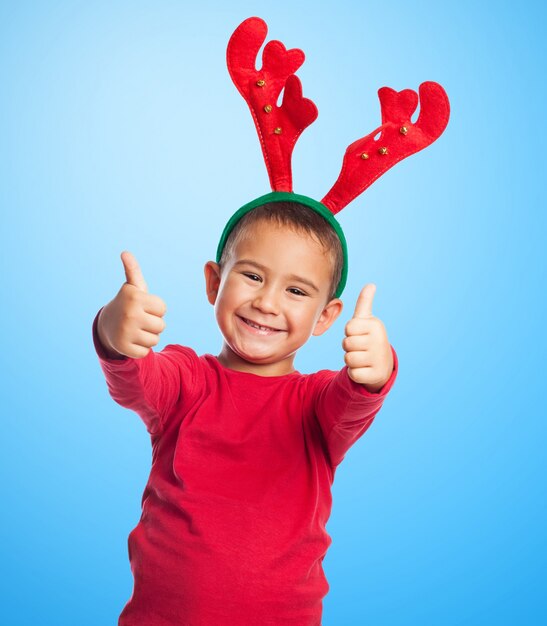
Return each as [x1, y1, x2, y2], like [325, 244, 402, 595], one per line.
[342, 284, 394, 392]
[97, 251, 167, 359]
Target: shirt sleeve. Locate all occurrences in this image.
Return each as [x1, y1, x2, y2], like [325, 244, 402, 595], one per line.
[92, 307, 201, 435]
[312, 345, 399, 468]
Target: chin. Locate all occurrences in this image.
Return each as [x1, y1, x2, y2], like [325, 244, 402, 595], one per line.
[229, 342, 294, 365]
[233, 349, 279, 365]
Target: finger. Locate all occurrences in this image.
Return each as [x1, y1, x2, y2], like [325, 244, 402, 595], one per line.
[141, 312, 167, 335]
[342, 335, 370, 353]
[353, 283, 376, 319]
[134, 329, 162, 349]
[121, 250, 148, 293]
[347, 367, 375, 385]
[124, 345, 151, 359]
[345, 317, 374, 338]
[142, 294, 167, 317]
[344, 351, 372, 369]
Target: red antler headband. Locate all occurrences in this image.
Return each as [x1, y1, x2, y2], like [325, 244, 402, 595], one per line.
[217, 17, 450, 297]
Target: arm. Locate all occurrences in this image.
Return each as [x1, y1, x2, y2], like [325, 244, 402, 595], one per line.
[314, 283, 398, 467]
[92, 251, 199, 435]
[92, 309, 197, 435]
[313, 346, 398, 469]
[93, 307, 200, 435]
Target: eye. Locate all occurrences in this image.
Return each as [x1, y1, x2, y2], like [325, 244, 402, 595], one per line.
[287, 287, 307, 297]
[243, 272, 261, 282]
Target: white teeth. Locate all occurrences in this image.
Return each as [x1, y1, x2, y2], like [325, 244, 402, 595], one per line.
[244, 318, 277, 331]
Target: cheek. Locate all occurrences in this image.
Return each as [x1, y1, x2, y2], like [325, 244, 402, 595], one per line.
[214, 281, 241, 315]
[291, 303, 323, 329]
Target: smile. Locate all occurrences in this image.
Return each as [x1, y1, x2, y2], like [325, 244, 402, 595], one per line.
[238, 316, 285, 334]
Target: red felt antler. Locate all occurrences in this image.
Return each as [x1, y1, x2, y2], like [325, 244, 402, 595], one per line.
[227, 17, 318, 192]
[321, 82, 450, 214]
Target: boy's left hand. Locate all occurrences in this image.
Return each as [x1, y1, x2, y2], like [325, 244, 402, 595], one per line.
[343, 284, 394, 392]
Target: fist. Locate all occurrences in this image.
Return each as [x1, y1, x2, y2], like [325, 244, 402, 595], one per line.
[97, 251, 167, 359]
[342, 284, 394, 391]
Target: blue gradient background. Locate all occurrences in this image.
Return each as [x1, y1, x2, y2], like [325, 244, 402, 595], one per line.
[1, 1, 545, 624]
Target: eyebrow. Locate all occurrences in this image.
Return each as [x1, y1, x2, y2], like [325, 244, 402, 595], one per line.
[234, 259, 320, 293]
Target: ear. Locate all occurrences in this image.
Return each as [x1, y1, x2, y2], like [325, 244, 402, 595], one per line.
[204, 261, 221, 305]
[312, 298, 343, 337]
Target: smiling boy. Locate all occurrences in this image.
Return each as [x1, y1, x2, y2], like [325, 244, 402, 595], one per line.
[92, 12, 450, 624]
[208, 202, 347, 377]
[207, 201, 394, 385]
[93, 200, 398, 625]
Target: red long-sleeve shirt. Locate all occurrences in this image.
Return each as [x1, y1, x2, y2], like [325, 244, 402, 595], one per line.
[92, 309, 398, 625]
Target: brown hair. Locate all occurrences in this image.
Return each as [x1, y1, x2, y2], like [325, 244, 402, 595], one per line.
[219, 201, 344, 300]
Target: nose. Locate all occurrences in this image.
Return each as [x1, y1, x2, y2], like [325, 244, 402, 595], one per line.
[252, 285, 280, 315]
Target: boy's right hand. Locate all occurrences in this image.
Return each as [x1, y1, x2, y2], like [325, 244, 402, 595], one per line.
[97, 251, 167, 359]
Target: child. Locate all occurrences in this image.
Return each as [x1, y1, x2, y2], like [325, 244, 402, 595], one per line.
[93, 16, 448, 626]
[93, 200, 397, 626]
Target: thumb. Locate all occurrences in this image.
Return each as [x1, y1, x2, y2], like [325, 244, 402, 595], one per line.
[353, 283, 376, 319]
[121, 251, 148, 293]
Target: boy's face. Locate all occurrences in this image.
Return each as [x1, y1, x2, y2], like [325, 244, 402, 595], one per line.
[204, 219, 343, 376]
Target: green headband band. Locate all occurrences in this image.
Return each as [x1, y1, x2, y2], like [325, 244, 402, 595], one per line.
[216, 191, 348, 298]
